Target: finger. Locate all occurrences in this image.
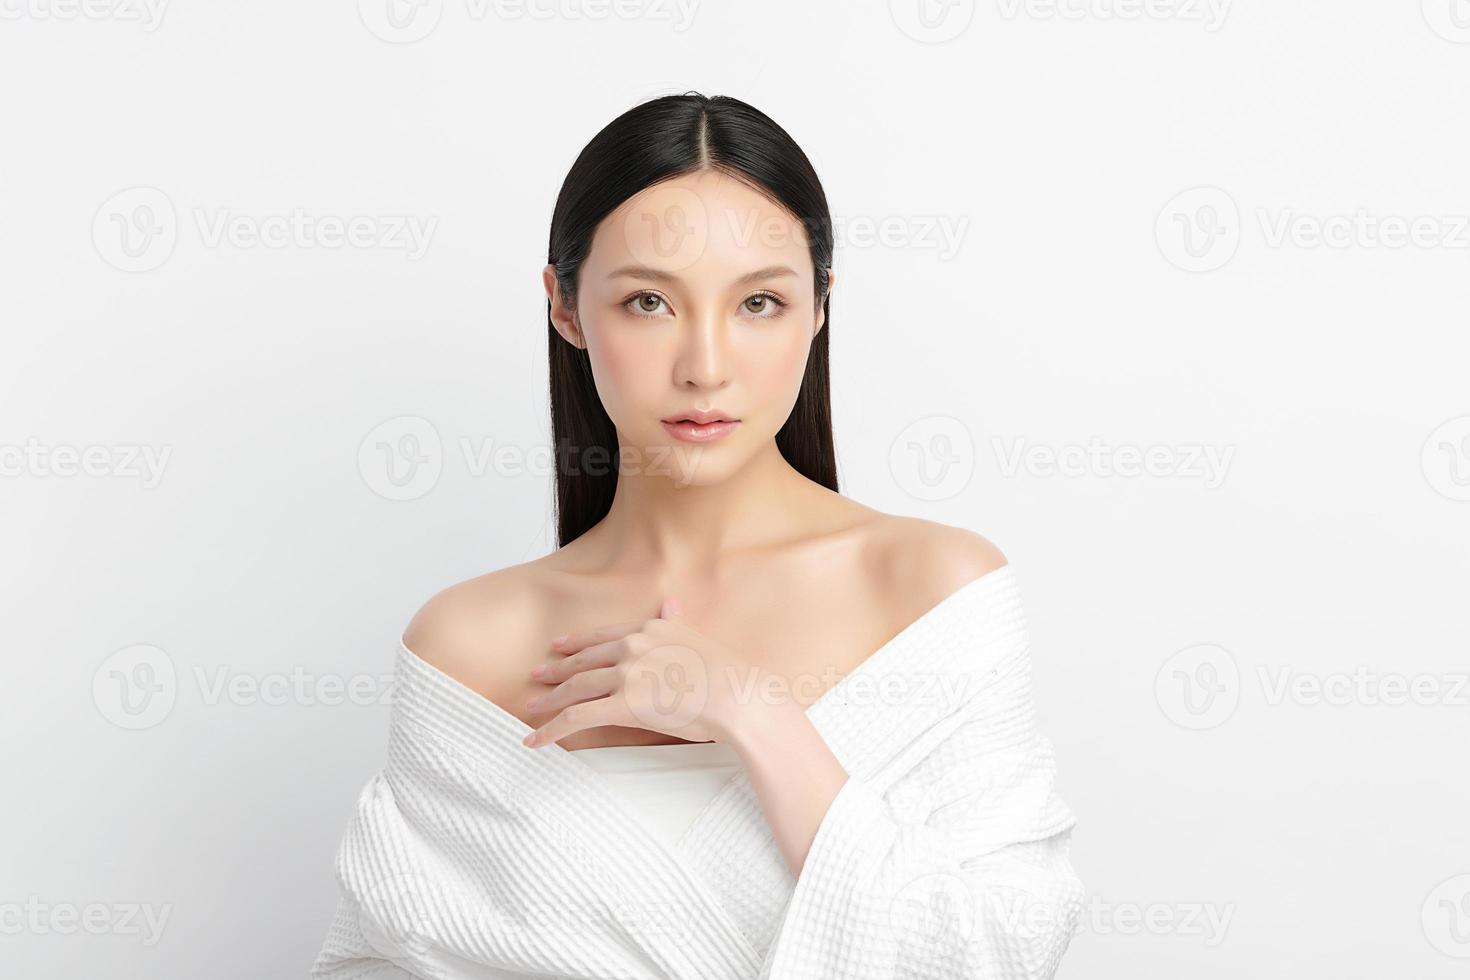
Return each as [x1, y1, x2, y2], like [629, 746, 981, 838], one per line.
[661, 596, 682, 620]
[523, 696, 631, 748]
[526, 666, 619, 718]
[549, 619, 644, 655]
[532, 638, 627, 685]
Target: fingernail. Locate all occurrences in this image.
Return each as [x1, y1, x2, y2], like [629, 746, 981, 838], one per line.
[525, 697, 541, 710]
[551, 634, 568, 647]
[530, 664, 545, 678]
[522, 733, 536, 747]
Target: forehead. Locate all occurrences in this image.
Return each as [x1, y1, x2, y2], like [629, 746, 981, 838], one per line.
[587, 169, 813, 282]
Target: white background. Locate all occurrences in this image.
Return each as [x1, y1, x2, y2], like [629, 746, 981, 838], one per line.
[2, 0, 1468, 977]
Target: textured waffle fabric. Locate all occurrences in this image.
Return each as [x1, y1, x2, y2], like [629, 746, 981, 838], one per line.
[312, 564, 1085, 979]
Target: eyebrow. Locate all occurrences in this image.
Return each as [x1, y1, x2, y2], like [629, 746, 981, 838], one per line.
[605, 264, 799, 287]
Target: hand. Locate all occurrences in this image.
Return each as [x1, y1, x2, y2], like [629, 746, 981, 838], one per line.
[521, 596, 756, 748]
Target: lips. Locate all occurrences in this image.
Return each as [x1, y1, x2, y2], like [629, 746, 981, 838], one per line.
[660, 414, 741, 444]
[662, 410, 738, 425]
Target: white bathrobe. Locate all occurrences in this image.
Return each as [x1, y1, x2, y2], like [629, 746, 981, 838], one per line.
[311, 565, 1084, 979]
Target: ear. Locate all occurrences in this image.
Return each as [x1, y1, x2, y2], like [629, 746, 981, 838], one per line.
[814, 267, 834, 337]
[543, 262, 584, 349]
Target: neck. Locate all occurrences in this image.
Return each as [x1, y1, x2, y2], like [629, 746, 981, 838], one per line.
[585, 438, 818, 580]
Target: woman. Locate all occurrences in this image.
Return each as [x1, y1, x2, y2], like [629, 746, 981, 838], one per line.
[313, 92, 1084, 979]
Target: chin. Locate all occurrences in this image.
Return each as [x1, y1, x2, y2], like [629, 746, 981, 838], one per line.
[614, 433, 734, 487]
[658, 440, 737, 488]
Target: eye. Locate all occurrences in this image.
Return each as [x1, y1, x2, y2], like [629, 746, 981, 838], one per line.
[623, 290, 671, 318]
[620, 289, 789, 320]
[742, 290, 788, 319]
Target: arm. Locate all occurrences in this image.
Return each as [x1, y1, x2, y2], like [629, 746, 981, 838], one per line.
[725, 698, 850, 876]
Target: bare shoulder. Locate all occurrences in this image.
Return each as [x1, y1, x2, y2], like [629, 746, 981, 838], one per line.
[863, 514, 1009, 609]
[400, 563, 554, 704]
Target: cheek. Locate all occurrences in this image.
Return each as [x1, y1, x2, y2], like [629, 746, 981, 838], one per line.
[586, 328, 664, 420]
[747, 325, 813, 399]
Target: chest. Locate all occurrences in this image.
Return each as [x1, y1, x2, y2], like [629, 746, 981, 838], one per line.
[552, 574, 897, 748]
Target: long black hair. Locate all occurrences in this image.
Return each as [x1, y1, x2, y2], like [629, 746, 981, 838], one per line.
[546, 92, 836, 548]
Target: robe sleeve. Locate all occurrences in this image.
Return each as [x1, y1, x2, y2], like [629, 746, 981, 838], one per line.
[311, 891, 421, 979]
[310, 771, 440, 980]
[760, 642, 1085, 980]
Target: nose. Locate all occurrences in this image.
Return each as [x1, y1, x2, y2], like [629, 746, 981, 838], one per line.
[672, 307, 730, 390]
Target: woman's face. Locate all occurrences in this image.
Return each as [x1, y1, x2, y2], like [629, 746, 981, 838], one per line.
[544, 169, 831, 487]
